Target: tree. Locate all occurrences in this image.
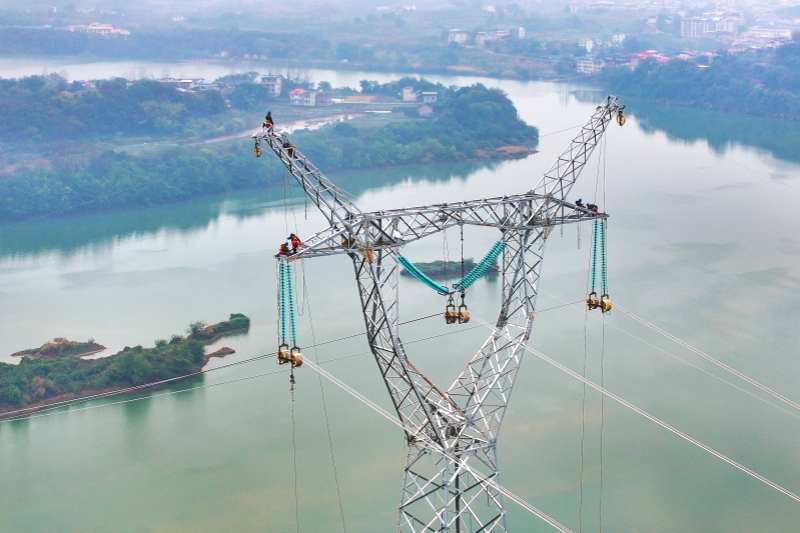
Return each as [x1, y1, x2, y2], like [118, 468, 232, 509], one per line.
[187, 320, 208, 337]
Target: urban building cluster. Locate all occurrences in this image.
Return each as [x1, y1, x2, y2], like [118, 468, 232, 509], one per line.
[447, 27, 526, 47]
[148, 75, 438, 114]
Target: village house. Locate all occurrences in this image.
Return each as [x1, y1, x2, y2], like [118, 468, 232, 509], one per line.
[259, 75, 283, 98]
[289, 88, 332, 106]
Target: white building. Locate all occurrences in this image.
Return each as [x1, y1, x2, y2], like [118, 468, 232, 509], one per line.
[260, 75, 283, 97]
[748, 27, 793, 39]
[448, 30, 470, 44]
[579, 37, 594, 52]
[612, 32, 625, 44]
[289, 89, 332, 106]
[681, 12, 743, 37]
[577, 57, 606, 74]
[518, 27, 525, 39]
[70, 22, 130, 35]
[421, 91, 438, 103]
[402, 87, 418, 102]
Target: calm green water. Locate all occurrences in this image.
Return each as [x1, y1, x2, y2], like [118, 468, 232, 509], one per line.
[1, 72, 800, 533]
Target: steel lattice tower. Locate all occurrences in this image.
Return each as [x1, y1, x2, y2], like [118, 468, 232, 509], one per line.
[254, 96, 625, 532]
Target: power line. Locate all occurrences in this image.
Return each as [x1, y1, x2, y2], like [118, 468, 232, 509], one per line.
[471, 315, 800, 505]
[0, 301, 580, 424]
[301, 358, 577, 533]
[541, 290, 800, 421]
[616, 305, 800, 414]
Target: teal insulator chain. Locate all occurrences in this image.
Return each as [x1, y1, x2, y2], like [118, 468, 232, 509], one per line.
[589, 220, 599, 293]
[600, 220, 608, 294]
[286, 263, 298, 346]
[398, 256, 450, 295]
[453, 241, 507, 293]
[279, 262, 288, 343]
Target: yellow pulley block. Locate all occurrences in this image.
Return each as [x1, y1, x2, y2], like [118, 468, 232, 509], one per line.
[616, 112, 626, 127]
[444, 301, 459, 324]
[254, 143, 263, 157]
[586, 292, 601, 310]
[277, 344, 304, 367]
[599, 295, 613, 314]
[457, 304, 470, 324]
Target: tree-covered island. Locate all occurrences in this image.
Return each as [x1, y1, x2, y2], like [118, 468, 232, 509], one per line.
[0, 77, 537, 222]
[0, 313, 250, 414]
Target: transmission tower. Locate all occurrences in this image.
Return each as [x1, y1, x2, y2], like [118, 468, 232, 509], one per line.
[253, 95, 626, 532]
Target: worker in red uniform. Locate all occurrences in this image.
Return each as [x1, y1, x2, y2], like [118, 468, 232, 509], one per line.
[288, 233, 303, 254]
[283, 140, 295, 159]
[279, 242, 291, 255]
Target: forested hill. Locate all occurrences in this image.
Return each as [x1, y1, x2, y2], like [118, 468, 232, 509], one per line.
[0, 82, 537, 222]
[293, 84, 538, 170]
[603, 43, 800, 122]
[0, 75, 263, 142]
[0, 28, 331, 61]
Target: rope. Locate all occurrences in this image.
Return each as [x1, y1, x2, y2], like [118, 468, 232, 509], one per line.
[397, 256, 450, 295]
[302, 265, 348, 533]
[599, 314, 606, 533]
[291, 387, 300, 533]
[453, 241, 507, 292]
[615, 305, 800, 413]
[471, 315, 800, 505]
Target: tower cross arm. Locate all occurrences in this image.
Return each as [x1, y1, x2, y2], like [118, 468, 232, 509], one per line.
[283, 195, 606, 261]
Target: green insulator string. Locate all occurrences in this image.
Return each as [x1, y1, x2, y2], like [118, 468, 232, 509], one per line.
[589, 220, 599, 293]
[600, 220, 608, 294]
[453, 241, 507, 292]
[279, 262, 288, 344]
[286, 263, 298, 346]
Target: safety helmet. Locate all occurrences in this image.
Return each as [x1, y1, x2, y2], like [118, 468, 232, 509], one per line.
[268, 110, 271, 113]
[578, 198, 582, 202]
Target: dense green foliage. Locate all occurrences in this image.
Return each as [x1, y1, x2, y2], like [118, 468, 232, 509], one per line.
[0, 314, 248, 409]
[0, 74, 275, 142]
[294, 84, 538, 171]
[188, 314, 251, 341]
[604, 44, 800, 121]
[0, 28, 333, 62]
[0, 83, 536, 221]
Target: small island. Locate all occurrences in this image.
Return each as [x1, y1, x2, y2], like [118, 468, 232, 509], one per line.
[0, 313, 250, 415]
[12, 338, 106, 359]
[400, 259, 500, 280]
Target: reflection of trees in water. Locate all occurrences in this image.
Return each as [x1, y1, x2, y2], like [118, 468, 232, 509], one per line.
[0, 160, 497, 259]
[629, 99, 800, 164]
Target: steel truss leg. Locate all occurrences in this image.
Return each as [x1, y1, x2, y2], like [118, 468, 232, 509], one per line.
[397, 441, 508, 533]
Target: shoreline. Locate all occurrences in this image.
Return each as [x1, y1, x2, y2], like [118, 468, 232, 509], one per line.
[0, 345, 237, 419]
[0, 144, 538, 226]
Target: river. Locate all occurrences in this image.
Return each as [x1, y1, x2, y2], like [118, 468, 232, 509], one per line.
[1, 61, 799, 533]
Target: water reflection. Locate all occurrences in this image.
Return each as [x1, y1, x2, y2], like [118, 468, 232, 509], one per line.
[629, 99, 800, 163]
[0, 158, 496, 261]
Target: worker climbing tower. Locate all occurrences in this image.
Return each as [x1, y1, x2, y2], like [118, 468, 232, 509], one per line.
[253, 96, 625, 532]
